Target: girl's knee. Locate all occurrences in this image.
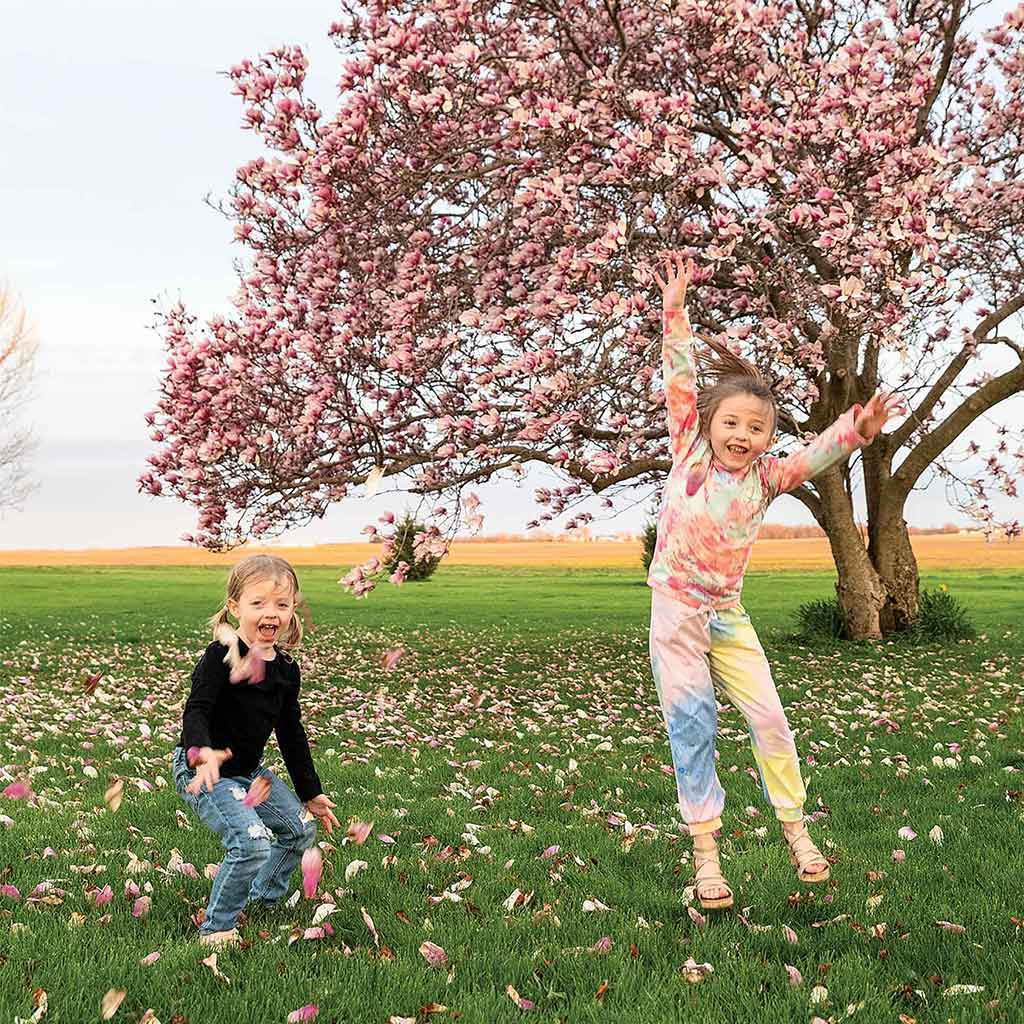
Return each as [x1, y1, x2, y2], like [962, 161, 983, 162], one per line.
[753, 711, 795, 753]
[228, 826, 274, 865]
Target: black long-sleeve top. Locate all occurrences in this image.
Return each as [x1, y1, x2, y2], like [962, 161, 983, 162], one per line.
[179, 640, 323, 802]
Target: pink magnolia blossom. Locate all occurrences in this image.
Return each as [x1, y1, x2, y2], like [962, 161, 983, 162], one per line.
[301, 847, 322, 899]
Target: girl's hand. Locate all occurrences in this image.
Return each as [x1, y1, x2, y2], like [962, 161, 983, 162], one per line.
[854, 390, 908, 443]
[653, 254, 696, 311]
[305, 794, 340, 835]
[186, 746, 233, 795]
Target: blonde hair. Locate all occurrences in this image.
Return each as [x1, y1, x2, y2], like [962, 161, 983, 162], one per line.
[209, 555, 309, 676]
[695, 334, 778, 436]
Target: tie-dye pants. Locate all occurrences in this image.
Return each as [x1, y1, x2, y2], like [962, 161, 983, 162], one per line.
[649, 590, 806, 835]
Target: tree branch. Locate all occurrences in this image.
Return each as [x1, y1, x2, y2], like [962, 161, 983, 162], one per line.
[890, 357, 1024, 498]
[889, 291, 1024, 450]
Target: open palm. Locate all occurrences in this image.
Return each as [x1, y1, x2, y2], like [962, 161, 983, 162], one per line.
[653, 254, 696, 311]
[855, 390, 907, 442]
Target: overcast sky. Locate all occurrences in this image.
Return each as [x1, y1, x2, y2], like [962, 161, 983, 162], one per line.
[1, 0, 1021, 549]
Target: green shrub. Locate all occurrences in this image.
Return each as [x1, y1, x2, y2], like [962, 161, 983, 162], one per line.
[642, 520, 658, 571]
[911, 586, 976, 641]
[795, 586, 976, 643]
[795, 598, 847, 640]
[385, 514, 442, 582]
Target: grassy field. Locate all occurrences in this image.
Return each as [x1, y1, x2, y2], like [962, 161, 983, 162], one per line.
[0, 565, 1022, 1024]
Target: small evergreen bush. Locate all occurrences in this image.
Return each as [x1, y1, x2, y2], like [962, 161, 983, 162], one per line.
[385, 514, 442, 582]
[642, 520, 658, 571]
[796, 598, 847, 640]
[910, 586, 976, 641]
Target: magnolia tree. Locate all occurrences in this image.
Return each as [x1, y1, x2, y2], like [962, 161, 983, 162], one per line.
[141, 0, 1024, 639]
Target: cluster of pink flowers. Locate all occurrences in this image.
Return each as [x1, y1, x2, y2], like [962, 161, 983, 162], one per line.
[141, 0, 1024, 558]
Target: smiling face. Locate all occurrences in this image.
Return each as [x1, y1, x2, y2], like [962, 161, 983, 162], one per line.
[707, 392, 774, 471]
[227, 575, 296, 648]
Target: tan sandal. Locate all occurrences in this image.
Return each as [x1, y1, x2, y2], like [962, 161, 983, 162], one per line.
[693, 841, 734, 910]
[783, 825, 830, 884]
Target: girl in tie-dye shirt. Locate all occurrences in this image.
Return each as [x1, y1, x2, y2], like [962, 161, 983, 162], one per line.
[649, 256, 904, 910]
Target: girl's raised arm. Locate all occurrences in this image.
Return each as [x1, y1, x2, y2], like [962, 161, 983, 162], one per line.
[766, 390, 906, 497]
[653, 255, 701, 461]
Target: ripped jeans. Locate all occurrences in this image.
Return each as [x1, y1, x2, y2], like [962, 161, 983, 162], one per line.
[172, 746, 316, 934]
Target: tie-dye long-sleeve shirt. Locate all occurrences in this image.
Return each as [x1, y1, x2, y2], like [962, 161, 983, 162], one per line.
[647, 307, 866, 610]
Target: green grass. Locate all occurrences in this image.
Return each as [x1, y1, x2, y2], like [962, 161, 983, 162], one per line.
[0, 565, 1022, 1023]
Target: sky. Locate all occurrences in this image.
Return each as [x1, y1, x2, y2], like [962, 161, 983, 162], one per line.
[1, 0, 1021, 550]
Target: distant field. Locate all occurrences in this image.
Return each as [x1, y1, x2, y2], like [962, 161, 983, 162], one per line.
[0, 532, 1021, 570]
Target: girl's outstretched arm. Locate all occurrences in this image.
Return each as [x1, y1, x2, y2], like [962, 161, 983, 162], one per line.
[767, 389, 907, 496]
[653, 255, 701, 462]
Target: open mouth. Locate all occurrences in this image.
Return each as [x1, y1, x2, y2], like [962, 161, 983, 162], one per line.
[257, 622, 279, 642]
[727, 445, 749, 457]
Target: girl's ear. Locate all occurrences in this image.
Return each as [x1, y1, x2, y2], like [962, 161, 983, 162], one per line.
[226, 598, 239, 620]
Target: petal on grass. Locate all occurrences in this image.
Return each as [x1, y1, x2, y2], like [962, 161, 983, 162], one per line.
[100, 989, 126, 1020]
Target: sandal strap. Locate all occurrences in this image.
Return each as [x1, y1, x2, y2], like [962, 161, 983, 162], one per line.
[693, 847, 731, 896]
[786, 827, 825, 869]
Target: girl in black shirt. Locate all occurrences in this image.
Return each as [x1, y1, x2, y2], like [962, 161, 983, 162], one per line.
[172, 555, 339, 947]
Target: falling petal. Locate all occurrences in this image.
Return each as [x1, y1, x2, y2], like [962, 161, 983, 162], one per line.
[784, 964, 803, 987]
[132, 896, 151, 918]
[897, 826, 917, 841]
[140, 951, 161, 966]
[243, 776, 271, 808]
[100, 989, 126, 1020]
[929, 825, 944, 845]
[783, 925, 799, 945]
[364, 466, 385, 497]
[346, 820, 374, 845]
[360, 906, 380, 947]
[287, 1007, 319, 1023]
[301, 847, 323, 899]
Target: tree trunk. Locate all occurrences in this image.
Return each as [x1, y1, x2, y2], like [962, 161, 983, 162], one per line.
[816, 472, 886, 640]
[868, 505, 920, 633]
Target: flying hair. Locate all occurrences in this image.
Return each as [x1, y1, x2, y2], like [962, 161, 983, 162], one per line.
[694, 333, 778, 436]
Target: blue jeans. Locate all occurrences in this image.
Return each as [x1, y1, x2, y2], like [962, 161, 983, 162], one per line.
[172, 746, 316, 934]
